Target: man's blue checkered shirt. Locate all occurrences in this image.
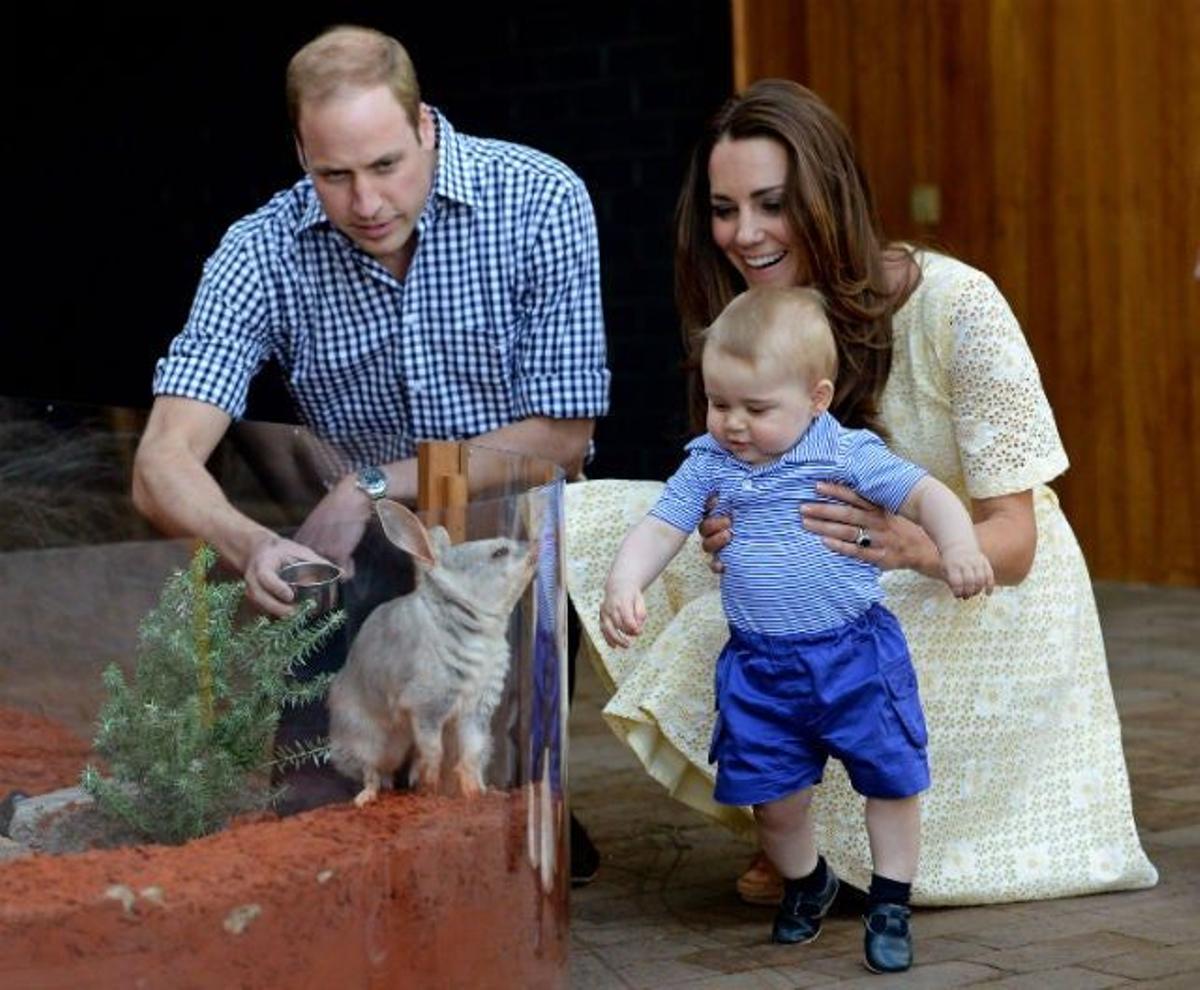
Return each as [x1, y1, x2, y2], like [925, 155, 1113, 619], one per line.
[153, 110, 610, 460]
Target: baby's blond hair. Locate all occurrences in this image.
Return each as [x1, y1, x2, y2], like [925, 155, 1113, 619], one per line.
[702, 286, 838, 385]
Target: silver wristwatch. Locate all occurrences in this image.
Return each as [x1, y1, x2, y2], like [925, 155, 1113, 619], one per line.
[354, 465, 388, 501]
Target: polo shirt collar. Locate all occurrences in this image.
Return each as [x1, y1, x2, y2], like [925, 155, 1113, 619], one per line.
[780, 411, 840, 466]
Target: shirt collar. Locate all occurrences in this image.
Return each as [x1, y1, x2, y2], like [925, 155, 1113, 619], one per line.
[298, 181, 326, 233]
[780, 411, 841, 466]
[295, 105, 474, 235]
[430, 108, 477, 209]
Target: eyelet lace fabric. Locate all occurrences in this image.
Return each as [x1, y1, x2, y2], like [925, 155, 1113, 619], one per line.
[565, 252, 1156, 904]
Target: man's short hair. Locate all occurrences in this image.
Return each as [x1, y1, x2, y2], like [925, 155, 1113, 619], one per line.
[703, 286, 839, 385]
[287, 25, 421, 132]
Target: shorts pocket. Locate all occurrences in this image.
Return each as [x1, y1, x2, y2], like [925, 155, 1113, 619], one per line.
[881, 658, 929, 749]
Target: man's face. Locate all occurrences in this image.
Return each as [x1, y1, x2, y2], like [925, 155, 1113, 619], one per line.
[297, 85, 436, 278]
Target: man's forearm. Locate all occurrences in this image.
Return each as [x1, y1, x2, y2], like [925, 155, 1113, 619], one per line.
[133, 445, 276, 572]
[464, 416, 594, 478]
[370, 416, 594, 503]
[132, 397, 278, 573]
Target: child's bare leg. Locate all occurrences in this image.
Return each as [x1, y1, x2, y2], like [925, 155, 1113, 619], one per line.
[864, 795, 920, 881]
[754, 788, 816, 878]
[756, 787, 839, 945]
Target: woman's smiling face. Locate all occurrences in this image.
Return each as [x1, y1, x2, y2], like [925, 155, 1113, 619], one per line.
[708, 136, 808, 288]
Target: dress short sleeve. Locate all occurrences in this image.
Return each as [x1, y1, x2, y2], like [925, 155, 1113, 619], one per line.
[943, 267, 1069, 498]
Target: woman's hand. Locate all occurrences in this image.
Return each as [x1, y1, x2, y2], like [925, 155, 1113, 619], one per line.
[800, 482, 940, 578]
[698, 494, 731, 573]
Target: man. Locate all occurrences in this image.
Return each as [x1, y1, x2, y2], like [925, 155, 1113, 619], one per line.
[132, 25, 607, 880]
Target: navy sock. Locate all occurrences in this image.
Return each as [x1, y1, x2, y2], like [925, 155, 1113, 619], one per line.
[867, 873, 911, 907]
[783, 855, 829, 896]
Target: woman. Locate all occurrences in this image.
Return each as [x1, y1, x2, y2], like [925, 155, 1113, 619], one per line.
[565, 80, 1156, 905]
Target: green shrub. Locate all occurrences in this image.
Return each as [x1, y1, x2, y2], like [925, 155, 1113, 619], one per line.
[81, 544, 343, 844]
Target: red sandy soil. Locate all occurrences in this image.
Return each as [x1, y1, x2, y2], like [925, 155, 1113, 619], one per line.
[0, 709, 93, 796]
[0, 710, 568, 989]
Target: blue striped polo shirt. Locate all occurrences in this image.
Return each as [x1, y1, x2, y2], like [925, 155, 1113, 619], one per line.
[651, 413, 927, 635]
[152, 109, 609, 468]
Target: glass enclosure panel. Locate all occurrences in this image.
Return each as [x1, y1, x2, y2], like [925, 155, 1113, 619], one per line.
[0, 399, 568, 989]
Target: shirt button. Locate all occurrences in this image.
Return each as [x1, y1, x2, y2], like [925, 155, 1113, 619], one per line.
[741, 479, 755, 491]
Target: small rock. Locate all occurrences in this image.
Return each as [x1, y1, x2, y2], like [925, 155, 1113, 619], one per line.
[140, 886, 166, 907]
[1, 790, 30, 835]
[223, 903, 262, 935]
[316, 869, 334, 884]
[8, 786, 142, 853]
[105, 884, 137, 914]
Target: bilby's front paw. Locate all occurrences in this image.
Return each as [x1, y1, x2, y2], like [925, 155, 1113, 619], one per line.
[353, 786, 379, 808]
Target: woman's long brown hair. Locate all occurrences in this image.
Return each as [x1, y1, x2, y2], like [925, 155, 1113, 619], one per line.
[675, 79, 910, 435]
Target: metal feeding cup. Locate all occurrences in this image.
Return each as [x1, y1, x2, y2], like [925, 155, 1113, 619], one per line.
[278, 560, 343, 616]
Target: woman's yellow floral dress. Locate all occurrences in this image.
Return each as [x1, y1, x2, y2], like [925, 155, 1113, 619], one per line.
[566, 251, 1157, 904]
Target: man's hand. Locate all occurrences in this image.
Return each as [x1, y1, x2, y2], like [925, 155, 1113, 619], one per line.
[244, 534, 338, 617]
[293, 475, 375, 577]
[599, 582, 647, 649]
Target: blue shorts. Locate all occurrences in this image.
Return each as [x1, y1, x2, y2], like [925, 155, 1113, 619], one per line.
[709, 603, 930, 806]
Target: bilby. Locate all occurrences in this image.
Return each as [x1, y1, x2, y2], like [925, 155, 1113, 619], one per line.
[328, 499, 536, 806]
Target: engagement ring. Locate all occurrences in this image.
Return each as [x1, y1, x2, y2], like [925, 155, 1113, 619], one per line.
[854, 526, 872, 549]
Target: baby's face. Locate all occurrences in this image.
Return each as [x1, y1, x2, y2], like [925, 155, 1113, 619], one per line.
[702, 350, 820, 465]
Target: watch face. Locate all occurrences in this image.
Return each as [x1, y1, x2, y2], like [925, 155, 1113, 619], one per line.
[356, 466, 388, 499]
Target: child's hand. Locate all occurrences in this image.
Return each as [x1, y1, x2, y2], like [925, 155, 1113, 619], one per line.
[940, 546, 995, 599]
[599, 584, 647, 649]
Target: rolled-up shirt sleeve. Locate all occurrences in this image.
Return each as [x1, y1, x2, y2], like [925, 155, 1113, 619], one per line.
[513, 174, 610, 420]
[152, 242, 271, 420]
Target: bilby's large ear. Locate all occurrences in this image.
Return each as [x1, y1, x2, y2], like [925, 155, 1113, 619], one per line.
[375, 499, 437, 567]
[427, 525, 452, 558]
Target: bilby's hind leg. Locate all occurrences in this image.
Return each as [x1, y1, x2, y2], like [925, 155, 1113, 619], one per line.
[354, 766, 383, 807]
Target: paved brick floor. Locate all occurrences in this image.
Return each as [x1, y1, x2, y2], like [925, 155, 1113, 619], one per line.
[568, 582, 1200, 988]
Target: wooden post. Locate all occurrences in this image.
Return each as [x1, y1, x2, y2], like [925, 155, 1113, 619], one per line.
[416, 440, 469, 543]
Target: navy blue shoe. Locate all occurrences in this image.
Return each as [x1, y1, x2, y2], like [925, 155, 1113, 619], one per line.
[863, 902, 913, 973]
[771, 868, 839, 944]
